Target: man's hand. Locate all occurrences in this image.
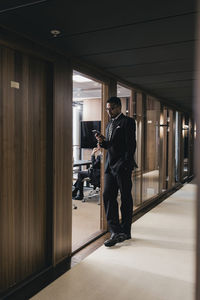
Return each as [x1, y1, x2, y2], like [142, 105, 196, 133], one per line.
[95, 133, 105, 144]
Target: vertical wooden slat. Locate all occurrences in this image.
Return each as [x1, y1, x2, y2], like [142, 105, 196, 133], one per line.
[0, 47, 16, 289]
[53, 59, 72, 264]
[100, 81, 117, 230]
[100, 84, 109, 231]
[159, 106, 167, 191]
[168, 109, 175, 188]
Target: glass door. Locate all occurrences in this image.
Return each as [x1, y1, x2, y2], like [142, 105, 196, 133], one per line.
[72, 70, 103, 251]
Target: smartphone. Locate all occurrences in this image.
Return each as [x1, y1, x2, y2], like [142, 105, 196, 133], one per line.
[92, 129, 101, 136]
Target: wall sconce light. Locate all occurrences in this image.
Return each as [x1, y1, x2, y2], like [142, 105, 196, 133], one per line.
[160, 116, 169, 127]
[182, 125, 189, 130]
[182, 124, 189, 137]
[159, 124, 168, 127]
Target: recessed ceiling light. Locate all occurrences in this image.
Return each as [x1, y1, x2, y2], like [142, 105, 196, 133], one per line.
[50, 29, 61, 37]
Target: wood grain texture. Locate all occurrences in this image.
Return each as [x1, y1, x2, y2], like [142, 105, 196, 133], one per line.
[0, 46, 52, 291]
[53, 59, 72, 264]
[168, 110, 175, 188]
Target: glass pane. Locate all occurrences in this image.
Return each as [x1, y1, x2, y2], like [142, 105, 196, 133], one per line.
[182, 115, 189, 178]
[72, 70, 102, 251]
[117, 84, 131, 116]
[132, 92, 143, 208]
[142, 96, 160, 201]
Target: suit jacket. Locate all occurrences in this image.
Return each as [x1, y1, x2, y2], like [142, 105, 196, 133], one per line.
[100, 113, 137, 175]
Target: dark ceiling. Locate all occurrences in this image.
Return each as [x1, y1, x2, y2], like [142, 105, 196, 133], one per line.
[0, 0, 197, 113]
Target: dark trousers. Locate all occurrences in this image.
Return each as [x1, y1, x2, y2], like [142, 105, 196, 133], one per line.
[74, 170, 89, 193]
[103, 169, 133, 235]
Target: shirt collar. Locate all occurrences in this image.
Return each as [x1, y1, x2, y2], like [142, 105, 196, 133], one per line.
[111, 112, 122, 121]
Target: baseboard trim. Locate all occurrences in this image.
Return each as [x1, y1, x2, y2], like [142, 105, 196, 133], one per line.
[0, 257, 71, 300]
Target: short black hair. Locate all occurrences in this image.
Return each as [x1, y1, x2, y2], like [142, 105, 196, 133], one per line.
[107, 96, 121, 107]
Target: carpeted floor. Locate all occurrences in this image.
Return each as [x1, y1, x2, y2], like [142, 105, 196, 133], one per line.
[31, 183, 196, 300]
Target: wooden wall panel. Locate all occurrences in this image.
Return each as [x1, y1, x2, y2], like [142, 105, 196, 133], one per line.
[100, 81, 116, 231]
[53, 59, 72, 264]
[0, 46, 52, 291]
[145, 96, 160, 172]
[168, 110, 175, 188]
[159, 108, 168, 191]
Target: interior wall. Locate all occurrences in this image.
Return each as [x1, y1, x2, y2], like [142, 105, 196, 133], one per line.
[82, 98, 101, 121]
[0, 45, 52, 291]
[82, 98, 101, 160]
[0, 42, 73, 294]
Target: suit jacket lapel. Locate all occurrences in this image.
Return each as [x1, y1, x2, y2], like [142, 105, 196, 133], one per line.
[111, 114, 125, 139]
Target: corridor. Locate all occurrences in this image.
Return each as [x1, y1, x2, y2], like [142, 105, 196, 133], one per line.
[31, 183, 196, 300]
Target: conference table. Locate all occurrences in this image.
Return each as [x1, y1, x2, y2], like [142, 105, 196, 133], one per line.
[73, 160, 92, 168]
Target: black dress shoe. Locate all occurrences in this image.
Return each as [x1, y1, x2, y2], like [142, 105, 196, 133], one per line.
[104, 233, 127, 247]
[125, 234, 131, 240]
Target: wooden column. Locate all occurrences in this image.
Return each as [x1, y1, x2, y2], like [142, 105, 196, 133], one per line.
[168, 109, 175, 188]
[53, 59, 72, 264]
[159, 107, 168, 191]
[100, 80, 117, 231]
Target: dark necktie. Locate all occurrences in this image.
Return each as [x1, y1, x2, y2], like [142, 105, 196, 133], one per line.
[108, 119, 114, 140]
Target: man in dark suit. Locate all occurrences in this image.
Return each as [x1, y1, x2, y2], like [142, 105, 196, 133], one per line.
[96, 96, 137, 247]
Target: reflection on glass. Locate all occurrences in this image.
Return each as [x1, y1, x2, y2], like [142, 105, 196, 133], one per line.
[132, 92, 143, 207]
[142, 96, 160, 201]
[175, 112, 180, 183]
[72, 70, 102, 251]
[133, 117, 142, 207]
[117, 85, 141, 208]
[182, 116, 189, 178]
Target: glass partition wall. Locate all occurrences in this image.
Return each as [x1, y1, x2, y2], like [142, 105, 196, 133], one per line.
[142, 96, 160, 200]
[116, 84, 191, 207]
[182, 115, 190, 179]
[131, 91, 143, 208]
[72, 70, 103, 251]
[71, 76, 192, 252]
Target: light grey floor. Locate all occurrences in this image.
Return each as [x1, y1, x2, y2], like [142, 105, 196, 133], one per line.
[31, 183, 196, 300]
